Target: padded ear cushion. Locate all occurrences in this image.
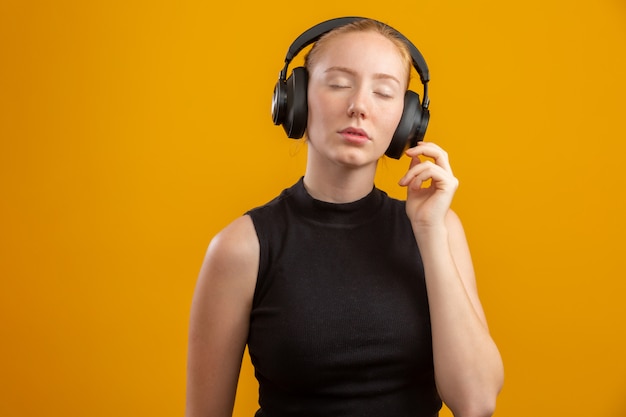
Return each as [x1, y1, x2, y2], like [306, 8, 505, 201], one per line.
[283, 67, 309, 138]
[385, 90, 428, 159]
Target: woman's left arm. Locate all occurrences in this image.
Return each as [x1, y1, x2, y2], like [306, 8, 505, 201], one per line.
[399, 142, 504, 417]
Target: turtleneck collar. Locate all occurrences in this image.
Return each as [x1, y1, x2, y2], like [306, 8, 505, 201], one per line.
[288, 177, 386, 227]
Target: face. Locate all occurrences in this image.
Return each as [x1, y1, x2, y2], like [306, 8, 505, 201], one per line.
[306, 31, 409, 168]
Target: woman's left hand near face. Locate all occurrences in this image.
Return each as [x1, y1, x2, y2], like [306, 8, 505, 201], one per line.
[398, 141, 459, 230]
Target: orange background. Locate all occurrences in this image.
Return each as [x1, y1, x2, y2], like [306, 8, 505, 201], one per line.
[1, 1, 625, 416]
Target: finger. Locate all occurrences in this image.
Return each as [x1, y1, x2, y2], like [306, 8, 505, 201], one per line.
[405, 142, 453, 173]
[401, 161, 459, 194]
[406, 143, 450, 170]
[398, 160, 445, 186]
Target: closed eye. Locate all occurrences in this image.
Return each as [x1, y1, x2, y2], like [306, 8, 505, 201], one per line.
[375, 91, 393, 98]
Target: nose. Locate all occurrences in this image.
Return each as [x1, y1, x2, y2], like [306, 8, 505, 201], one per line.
[347, 89, 368, 119]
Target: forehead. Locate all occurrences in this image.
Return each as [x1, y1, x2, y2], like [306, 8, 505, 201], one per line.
[310, 31, 409, 80]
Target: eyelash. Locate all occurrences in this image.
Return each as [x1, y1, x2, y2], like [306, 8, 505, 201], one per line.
[328, 84, 394, 99]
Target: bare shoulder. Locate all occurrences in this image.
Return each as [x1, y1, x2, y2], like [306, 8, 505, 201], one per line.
[197, 215, 259, 305]
[189, 215, 259, 347]
[207, 215, 259, 266]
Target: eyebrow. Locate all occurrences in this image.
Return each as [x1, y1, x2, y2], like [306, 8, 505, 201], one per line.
[324, 66, 402, 86]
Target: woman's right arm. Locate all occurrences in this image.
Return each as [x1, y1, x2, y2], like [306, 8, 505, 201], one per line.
[185, 215, 259, 417]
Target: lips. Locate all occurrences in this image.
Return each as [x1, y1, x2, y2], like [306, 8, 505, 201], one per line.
[339, 127, 370, 140]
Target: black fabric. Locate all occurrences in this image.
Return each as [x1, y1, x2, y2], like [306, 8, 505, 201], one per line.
[246, 178, 442, 417]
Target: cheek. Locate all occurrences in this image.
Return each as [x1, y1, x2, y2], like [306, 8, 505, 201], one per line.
[379, 102, 405, 136]
[307, 92, 336, 132]
[306, 98, 321, 136]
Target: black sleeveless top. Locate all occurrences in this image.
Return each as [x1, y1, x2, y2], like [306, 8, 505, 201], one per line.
[246, 178, 441, 417]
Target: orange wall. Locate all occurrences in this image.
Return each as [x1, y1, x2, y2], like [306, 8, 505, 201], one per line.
[1, 1, 625, 416]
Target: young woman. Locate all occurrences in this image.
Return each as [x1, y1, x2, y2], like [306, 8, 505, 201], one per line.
[186, 18, 504, 417]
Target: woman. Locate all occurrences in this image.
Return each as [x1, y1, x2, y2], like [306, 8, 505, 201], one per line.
[186, 17, 504, 417]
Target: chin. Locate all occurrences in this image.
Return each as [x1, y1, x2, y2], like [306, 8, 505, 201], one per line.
[332, 148, 381, 168]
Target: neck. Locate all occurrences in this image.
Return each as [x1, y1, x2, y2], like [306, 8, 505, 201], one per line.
[303, 159, 377, 204]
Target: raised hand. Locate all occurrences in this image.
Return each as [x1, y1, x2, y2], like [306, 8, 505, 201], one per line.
[398, 142, 459, 230]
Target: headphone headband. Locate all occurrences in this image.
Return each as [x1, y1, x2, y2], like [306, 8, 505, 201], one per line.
[280, 16, 430, 104]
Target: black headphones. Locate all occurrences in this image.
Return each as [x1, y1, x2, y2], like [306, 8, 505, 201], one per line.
[271, 17, 430, 159]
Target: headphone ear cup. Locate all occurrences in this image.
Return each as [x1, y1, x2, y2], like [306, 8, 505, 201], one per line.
[385, 90, 428, 159]
[272, 79, 287, 126]
[413, 105, 429, 146]
[282, 66, 309, 138]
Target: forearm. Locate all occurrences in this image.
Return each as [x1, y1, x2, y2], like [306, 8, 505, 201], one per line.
[415, 224, 503, 417]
